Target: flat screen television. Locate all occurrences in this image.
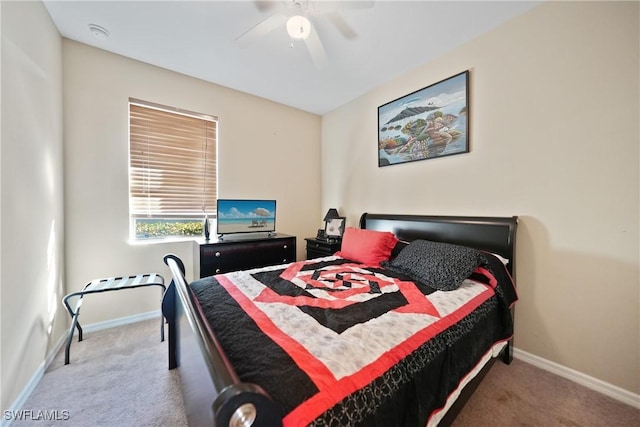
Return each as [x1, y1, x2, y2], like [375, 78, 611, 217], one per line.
[216, 199, 276, 237]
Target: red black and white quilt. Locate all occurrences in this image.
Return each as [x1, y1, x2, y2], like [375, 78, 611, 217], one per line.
[190, 254, 516, 427]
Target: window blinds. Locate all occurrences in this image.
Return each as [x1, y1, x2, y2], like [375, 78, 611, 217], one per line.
[129, 100, 217, 219]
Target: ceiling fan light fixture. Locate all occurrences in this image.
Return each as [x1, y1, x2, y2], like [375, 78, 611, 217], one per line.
[286, 15, 311, 40]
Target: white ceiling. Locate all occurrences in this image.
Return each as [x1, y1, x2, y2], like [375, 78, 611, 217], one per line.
[43, 0, 540, 115]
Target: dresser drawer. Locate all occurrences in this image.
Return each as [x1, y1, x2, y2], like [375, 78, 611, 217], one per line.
[200, 235, 296, 277]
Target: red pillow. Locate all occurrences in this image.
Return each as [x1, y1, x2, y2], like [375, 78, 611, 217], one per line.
[335, 227, 399, 266]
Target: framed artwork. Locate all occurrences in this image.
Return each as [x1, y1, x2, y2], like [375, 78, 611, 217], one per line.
[378, 70, 469, 167]
[324, 217, 346, 239]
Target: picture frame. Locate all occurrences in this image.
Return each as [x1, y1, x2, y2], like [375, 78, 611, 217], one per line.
[324, 217, 346, 239]
[378, 70, 469, 167]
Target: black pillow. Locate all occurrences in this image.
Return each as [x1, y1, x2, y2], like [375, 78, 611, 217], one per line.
[382, 239, 488, 291]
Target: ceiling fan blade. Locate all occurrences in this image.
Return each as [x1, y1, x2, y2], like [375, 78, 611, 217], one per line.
[235, 13, 287, 47]
[304, 24, 328, 69]
[311, 0, 375, 14]
[253, 0, 280, 13]
[327, 12, 357, 39]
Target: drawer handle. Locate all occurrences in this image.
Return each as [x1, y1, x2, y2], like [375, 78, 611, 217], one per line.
[283, 245, 287, 249]
[215, 268, 220, 274]
[215, 252, 221, 257]
[283, 258, 287, 263]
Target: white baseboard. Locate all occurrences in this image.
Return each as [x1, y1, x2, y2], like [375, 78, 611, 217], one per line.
[2, 358, 43, 427]
[513, 347, 640, 409]
[1, 334, 66, 427]
[1, 311, 162, 427]
[80, 309, 162, 334]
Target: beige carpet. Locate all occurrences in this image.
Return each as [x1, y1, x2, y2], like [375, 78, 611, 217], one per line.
[12, 319, 187, 427]
[453, 358, 639, 427]
[13, 319, 639, 426]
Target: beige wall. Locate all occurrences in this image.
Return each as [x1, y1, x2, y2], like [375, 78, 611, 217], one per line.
[62, 40, 321, 325]
[322, 1, 639, 394]
[1, 1, 65, 411]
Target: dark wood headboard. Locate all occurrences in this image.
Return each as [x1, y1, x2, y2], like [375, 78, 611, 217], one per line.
[360, 213, 518, 278]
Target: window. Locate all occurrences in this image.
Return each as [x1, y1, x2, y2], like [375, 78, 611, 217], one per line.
[129, 99, 217, 240]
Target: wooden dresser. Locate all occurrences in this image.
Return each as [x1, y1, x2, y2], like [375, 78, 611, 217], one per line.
[199, 233, 296, 278]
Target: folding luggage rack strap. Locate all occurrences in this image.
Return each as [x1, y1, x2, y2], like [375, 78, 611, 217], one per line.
[62, 273, 166, 365]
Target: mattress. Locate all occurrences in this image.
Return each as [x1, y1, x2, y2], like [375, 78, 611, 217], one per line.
[189, 253, 516, 426]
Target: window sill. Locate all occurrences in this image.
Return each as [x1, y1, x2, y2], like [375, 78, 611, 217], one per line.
[128, 236, 202, 246]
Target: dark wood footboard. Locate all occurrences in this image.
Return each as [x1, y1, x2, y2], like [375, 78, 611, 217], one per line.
[162, 254, 282, 427]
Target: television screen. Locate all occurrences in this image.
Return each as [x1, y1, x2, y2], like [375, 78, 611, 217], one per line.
[216, 199, 276, 236]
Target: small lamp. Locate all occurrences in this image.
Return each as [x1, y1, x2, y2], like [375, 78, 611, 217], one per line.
[322, 208, 344, 242]
[323, 208, 340, 222]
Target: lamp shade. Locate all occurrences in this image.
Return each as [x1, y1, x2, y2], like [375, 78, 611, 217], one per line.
[323, 208, 340, 221]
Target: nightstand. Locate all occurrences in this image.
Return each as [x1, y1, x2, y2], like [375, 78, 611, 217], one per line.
[305, 237, 342, 259]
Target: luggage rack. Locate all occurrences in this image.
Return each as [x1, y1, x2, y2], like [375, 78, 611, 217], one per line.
[62, 273, 165, 365]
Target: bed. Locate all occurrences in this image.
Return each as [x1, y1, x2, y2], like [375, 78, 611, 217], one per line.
[161, 213, 518, 426]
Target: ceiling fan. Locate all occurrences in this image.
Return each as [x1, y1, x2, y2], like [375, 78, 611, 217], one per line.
[235, 0, 374, 69]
